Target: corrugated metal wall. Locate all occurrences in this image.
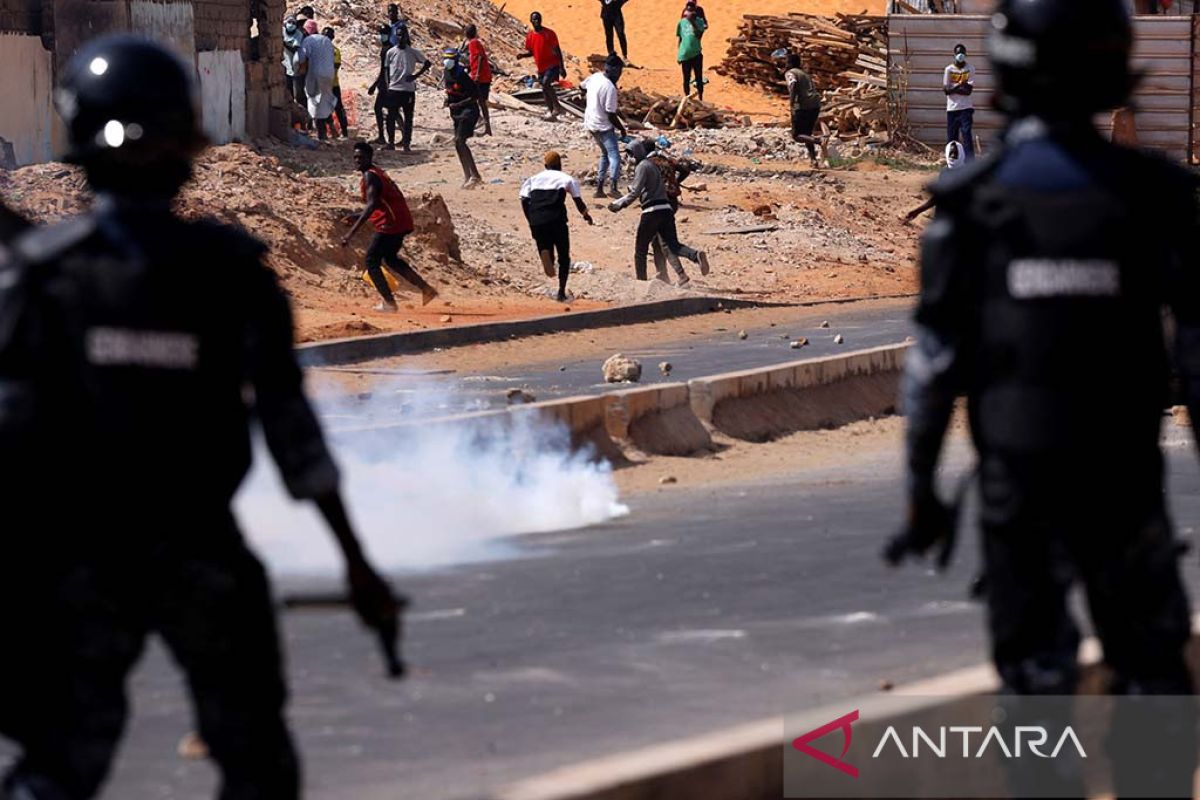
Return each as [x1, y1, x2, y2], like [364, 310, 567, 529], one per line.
[888, 14, 1194, 162]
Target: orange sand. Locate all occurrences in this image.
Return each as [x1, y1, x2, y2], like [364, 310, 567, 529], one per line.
[490, 0, 887, 116]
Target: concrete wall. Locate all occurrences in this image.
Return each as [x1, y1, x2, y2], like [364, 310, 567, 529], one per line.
[0, 34, 56, 166]
[888, 14, 1195, 162]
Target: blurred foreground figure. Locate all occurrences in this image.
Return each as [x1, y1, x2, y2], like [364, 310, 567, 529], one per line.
[888, 0, 1200, 791]
[0, 36, 403, 800]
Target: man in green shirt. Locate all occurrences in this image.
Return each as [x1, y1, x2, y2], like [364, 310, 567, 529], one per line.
[784, 52, 822, 167]
[677, 6, 707, 101]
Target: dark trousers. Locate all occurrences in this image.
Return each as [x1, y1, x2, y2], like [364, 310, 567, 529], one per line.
[531, 219, 571, 293]
[331, 85, 349, 137]
[790, 107, 820, 160]
[947, 108, 975, 159]
[6, 534, 298, 800]
[366, 231, 427, 305]
[681, 54, 703, 99]
[603, 11, 628, 58]
[384, 90, 416, 147]
[634, 209, 698, 281]
[373, 90, 387, 140]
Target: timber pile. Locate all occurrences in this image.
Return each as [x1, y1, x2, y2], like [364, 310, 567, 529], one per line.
[618, 86, 727, 129]
[716, 13, 891, 143]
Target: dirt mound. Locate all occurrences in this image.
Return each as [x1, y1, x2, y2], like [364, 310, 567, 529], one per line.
[0, 144, 504, 336]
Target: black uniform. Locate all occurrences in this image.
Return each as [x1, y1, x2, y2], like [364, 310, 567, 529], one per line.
[904, 118, 1200, 698]
[0, 199, 338, 798]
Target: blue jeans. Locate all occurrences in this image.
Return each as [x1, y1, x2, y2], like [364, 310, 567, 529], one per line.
[592, 129, 621, 191]
[947, 109, 975, 160]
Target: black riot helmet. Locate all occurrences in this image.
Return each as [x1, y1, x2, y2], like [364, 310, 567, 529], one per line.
[988, 0, 1133, 117]
[55, 35, 206, 195]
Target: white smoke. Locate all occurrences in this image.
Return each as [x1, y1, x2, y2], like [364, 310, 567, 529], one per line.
[235, 383, 629, 578]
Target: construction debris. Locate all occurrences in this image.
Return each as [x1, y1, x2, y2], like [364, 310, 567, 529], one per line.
[716, 13, 893, 146]
[603, 353, 643, 383]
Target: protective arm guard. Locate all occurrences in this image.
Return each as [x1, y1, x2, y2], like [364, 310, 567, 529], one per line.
[904, 213, 972, 501]
[246, 263, 340, 500]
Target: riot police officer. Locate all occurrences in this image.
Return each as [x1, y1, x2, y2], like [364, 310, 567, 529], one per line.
[0, 36, 402, 799]
[887, 0, 1199, 761]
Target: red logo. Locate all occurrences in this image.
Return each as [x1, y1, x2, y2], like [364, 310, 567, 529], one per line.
[791, 710, 860, 778]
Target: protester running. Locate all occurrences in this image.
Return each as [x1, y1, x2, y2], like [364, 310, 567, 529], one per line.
[784, 52, 823, 167]
[443, 48, 485, 188]
[517, 12, 566, 121]
[609, 138, 709, 281]
[677, 4, 707, 101]
[343, 142, 438, 310]
[463, 24, 494, 136]
[583, 54, 627, 198]
[647, 139, 694, 286]
[520, 151, 594, 302]
[384, 28, 430, 152]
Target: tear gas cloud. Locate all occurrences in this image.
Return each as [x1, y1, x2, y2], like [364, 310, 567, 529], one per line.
[235, 381, 629, 577]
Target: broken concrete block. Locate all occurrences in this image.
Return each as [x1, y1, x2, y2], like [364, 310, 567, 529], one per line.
[603, 353, 642, 383]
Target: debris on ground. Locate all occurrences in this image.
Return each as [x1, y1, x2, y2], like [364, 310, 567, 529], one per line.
[738, 330, 749, 340]
[659, 361, 673, 375]
[790, 337, 808, 349]
[603, 353, 644, 383]
[834, 334, 844, 344]
[659, 475, 678, 485]
[506, 388, 537, 404]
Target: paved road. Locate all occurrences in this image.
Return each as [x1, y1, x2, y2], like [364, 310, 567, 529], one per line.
[53, 435, 1200, 800]
[314, 300, 914, 431]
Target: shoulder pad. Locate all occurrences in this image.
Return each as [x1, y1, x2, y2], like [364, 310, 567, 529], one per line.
[927, 152, 1003, 207]
[9, 216, 98, 266]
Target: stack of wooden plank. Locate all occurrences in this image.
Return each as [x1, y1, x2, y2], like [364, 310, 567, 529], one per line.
[716, 13, 891, 144]
[618, 86, 727, 129]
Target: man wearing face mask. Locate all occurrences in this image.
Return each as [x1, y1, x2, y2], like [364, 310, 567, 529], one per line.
[944, 43, 976, 160]
[367, 23, 394, 144]
[281, 14, 306, 109]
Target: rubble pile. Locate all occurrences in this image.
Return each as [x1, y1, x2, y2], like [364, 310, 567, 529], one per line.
[716, 13, 892, 146]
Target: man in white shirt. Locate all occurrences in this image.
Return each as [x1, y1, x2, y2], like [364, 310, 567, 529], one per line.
[296, 20, 337, 140]
[519, 151, 594, 301]
[582, 54, 628, 198]
[383, 29, 430, 151]
[943, 43, 976, 160]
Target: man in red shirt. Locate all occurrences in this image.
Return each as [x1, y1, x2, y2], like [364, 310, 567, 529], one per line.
[517, 12, 566, 121]
[342, 142, 438, 311]
[463, 24, 494, 136]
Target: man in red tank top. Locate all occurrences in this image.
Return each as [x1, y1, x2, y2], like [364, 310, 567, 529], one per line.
[342, 142, 438, 311]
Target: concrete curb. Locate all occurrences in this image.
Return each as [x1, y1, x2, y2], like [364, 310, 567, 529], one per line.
[603, 383, 713, 457]
[689, 344, 910, 442]
[328, 343, 912, 461]
[295, 294, 917, 367]
[485, 629, 1195, 800]
[298, 297, 765, 366]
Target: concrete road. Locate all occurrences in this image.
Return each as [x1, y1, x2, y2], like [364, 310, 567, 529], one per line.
[313, 301, 914, 430]
[60, 435, 1200, 800]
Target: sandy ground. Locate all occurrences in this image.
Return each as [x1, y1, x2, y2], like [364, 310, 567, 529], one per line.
[489, 0, 888, 116]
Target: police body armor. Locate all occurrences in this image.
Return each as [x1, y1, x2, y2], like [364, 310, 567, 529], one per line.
[933, 128, 1189, 470]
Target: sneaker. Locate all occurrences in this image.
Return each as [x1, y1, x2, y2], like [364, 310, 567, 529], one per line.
[697, 251, 711, 275]
[373, 301, 398, 313]
[421, 286, 440, 306]
[463, 176, 482, 189]
[593, 186, 608, 199]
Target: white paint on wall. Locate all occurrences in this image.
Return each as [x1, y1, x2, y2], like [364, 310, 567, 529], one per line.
[0, 34, 56, 166]
[198, 49, 247, 144]
[129, 1, 197, 63]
